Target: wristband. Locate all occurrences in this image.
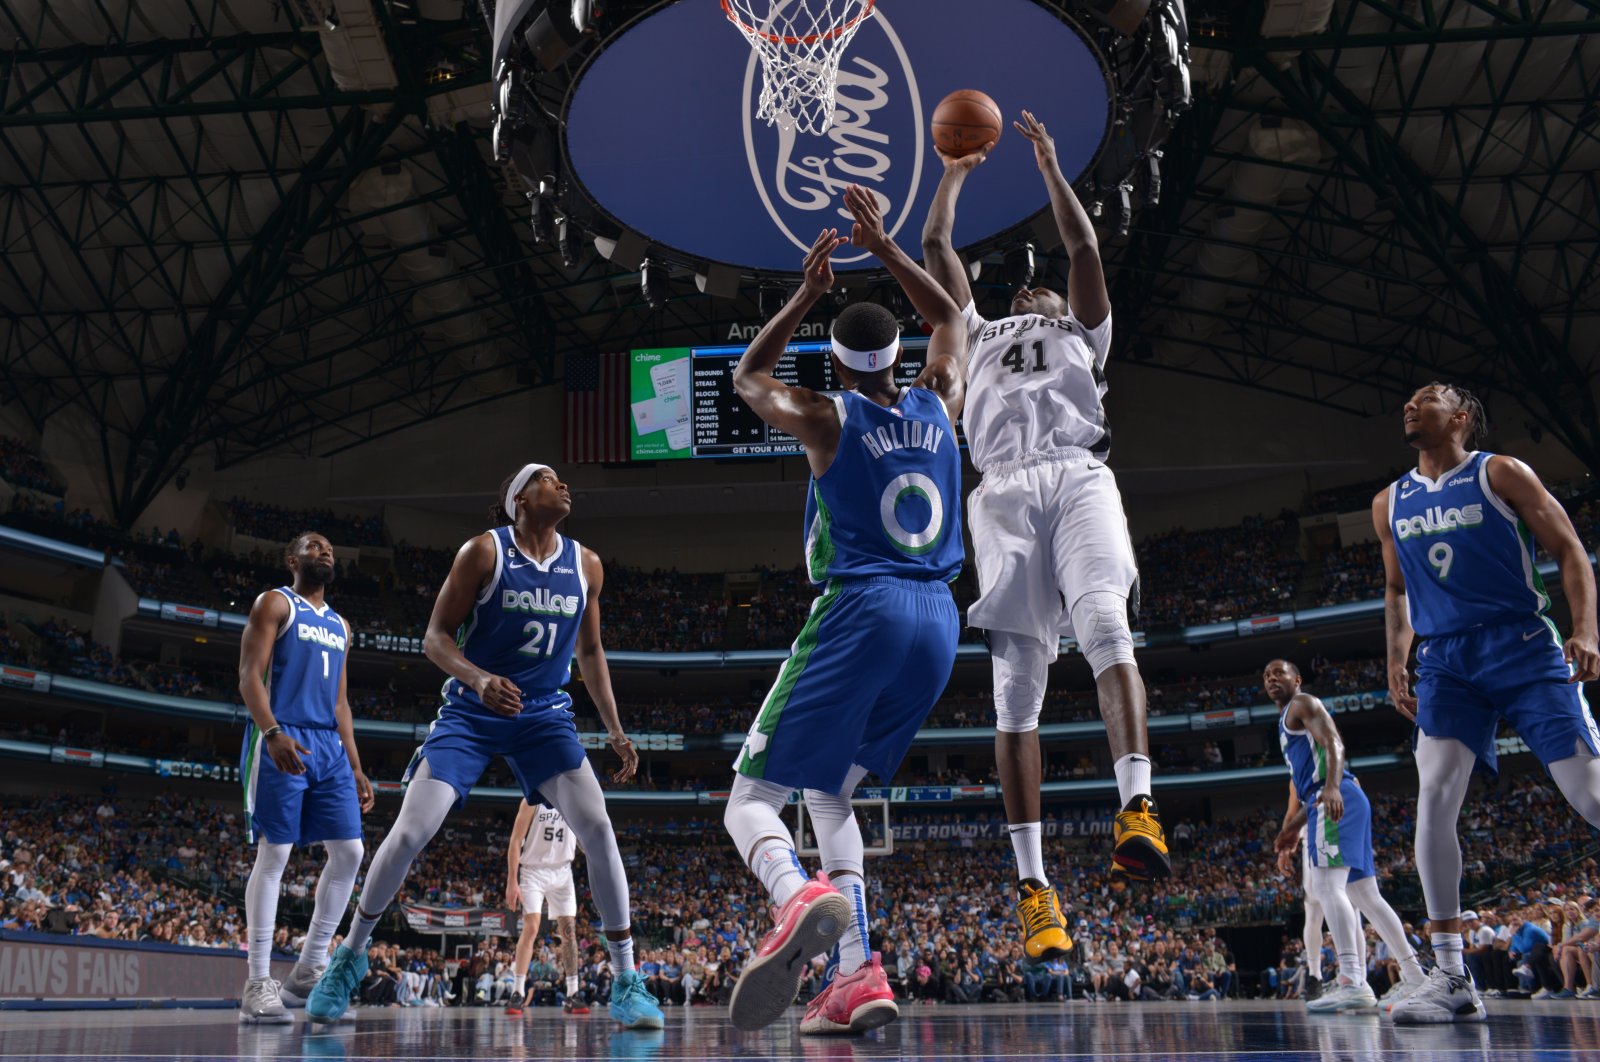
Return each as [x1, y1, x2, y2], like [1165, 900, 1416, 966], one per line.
[262, 725, 284, 741]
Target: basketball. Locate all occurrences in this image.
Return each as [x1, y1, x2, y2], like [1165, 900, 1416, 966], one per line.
[932, 89, 1003, 158]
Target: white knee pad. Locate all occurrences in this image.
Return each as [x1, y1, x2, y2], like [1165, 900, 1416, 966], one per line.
[723, 773, 794, 863]
[1069, 590, 1136, 678]
[990, 629, 1051, 733]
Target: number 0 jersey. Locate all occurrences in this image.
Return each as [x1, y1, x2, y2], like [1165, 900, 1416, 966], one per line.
[517, 805, 578, 869]
[961, 300, 1113, 474]
[1389, 451, 1550, 638]
[803, 386, 963, 585]
[268, 587, 347, 729]
[447, 526, 587, 708]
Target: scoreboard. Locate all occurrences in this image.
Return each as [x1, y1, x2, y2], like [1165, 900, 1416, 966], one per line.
[628, 339, 934, 461]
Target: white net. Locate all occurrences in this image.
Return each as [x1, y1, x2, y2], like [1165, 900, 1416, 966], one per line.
[721, 0, 876, 135]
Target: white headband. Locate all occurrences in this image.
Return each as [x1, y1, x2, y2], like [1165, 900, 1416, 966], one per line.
[504, 463, 552, 522]
[830, 334, 900, 373]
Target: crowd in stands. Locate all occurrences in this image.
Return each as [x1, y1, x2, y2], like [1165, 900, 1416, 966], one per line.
[9, 773, 1593, 1014]
[224, 497, 386, 548]
[0, 434, 67, 496]
[1135, 512, 1304, 628]
[1317, 540, 1385, 605]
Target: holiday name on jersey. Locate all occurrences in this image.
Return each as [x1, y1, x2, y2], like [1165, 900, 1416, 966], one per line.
[297, 623, 347, 651]
[1394, 503, 1484, 540]
[859, 419, 947, 461]
[976, 316, 1078, 343]
[502, 588, 582, 617]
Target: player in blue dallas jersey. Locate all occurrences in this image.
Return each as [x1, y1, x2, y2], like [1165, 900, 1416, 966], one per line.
[1263, 659, 1426, 1015]
[723, 185, 966, 1036]
[236, 532, 374, 1023]
[1374, 382, 1600, 1024]
[306, 465, 662, 1030]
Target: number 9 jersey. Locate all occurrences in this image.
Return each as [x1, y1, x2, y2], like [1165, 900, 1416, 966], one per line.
[1388, 451, 1550, 638]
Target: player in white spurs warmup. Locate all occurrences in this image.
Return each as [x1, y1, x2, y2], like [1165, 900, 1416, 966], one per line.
[505, 801, 588, 1015]
[921, 110, 1168, 964]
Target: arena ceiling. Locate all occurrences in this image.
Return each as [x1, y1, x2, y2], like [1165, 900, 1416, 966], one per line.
[0, 0, 1596, 526]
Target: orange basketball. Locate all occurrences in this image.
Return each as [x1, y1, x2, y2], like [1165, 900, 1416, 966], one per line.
[931, 89, 1003, 158]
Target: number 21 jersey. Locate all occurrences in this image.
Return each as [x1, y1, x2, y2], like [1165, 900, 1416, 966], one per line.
[1389, 451, 1551, 638]
[961, 301, 1113, 474]
[450, 526, 586, 710]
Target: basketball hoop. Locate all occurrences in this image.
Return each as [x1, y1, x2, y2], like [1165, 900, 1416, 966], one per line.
[722, 0, 876, 135]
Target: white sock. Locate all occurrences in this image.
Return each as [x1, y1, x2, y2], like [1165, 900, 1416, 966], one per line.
[566, 974, 580, 997]
[1431, 932, 1465, 977]
[833, 872, 869, 977]
[1113, 754, 1153, 808]
[344, 908, 382, 955]
[515, 974, 527, 999]
[245, 842, 291, 981]
[607, 936, 635, 976]
[752, 836, 807, 907]
[300, 838, 362, 970]
[1008, 823, 1047, 884]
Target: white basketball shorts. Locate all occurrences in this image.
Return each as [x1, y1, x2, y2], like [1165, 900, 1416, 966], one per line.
[966, 447, 1140, 651]
[517, 864, 578, 918]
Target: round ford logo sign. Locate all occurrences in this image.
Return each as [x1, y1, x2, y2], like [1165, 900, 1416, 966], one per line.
[565, 0, 1111, 273]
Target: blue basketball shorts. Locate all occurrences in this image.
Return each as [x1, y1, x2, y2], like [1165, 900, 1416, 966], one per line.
[733, 576, 960, 795]
[1415, 616, 1600, 776]
[242, 723, 360, 846]
[1304, 778, 1374, 880]
[407, 690, 588, 808]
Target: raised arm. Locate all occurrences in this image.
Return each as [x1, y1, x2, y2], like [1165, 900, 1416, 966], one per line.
[731, 228, 851, 477]
[1014, 110, 1108, 328]
[1373, 486, 1418, 720]
[576, 547, 638, 784]
[844, 184, 967, 420]
[1485, 454, 1600, 681]
[919, 148, 990, 309]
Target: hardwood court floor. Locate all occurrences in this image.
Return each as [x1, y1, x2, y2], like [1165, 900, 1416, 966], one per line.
[3, 999, 1597, 1061]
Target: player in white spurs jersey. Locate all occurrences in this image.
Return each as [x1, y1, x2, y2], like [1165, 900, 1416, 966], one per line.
[922, 110, 1168, 961]
[505, 801, 587, 1015]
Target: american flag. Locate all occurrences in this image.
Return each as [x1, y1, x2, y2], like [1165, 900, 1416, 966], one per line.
[563, 351, 630, 463]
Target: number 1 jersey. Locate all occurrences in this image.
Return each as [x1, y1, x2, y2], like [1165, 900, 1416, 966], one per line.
[961, 300, 1113, 474]
[449, 526, 587, 709]
[1389, 451, 1551, 638]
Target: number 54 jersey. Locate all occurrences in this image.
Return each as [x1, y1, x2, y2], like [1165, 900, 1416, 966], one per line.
[1388, 451, 1550, 638]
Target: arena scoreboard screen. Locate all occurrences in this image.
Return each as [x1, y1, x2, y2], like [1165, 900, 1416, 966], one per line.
[628, 338, 935, 461]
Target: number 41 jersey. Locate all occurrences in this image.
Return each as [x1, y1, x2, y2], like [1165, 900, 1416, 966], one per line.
[961, 300, 1113, 474]
[450, 526, 587, 709]
[1389, 450, 1551, 638]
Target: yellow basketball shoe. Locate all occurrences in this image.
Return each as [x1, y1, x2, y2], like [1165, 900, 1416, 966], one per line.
[1016, 879, 1073, 962]
[1111, 795, 1172, 881]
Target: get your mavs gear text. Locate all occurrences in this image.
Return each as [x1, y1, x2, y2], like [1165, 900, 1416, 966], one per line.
[736, 387, 962, 794]
[1390, 451, 1600, 773]
[242, 588, 361, 845]
[407, 528, 591, 806]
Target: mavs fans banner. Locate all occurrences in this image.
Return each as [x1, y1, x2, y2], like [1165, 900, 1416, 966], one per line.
[0, 930, 292, 1005]
[565, 0, 1111, 272]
